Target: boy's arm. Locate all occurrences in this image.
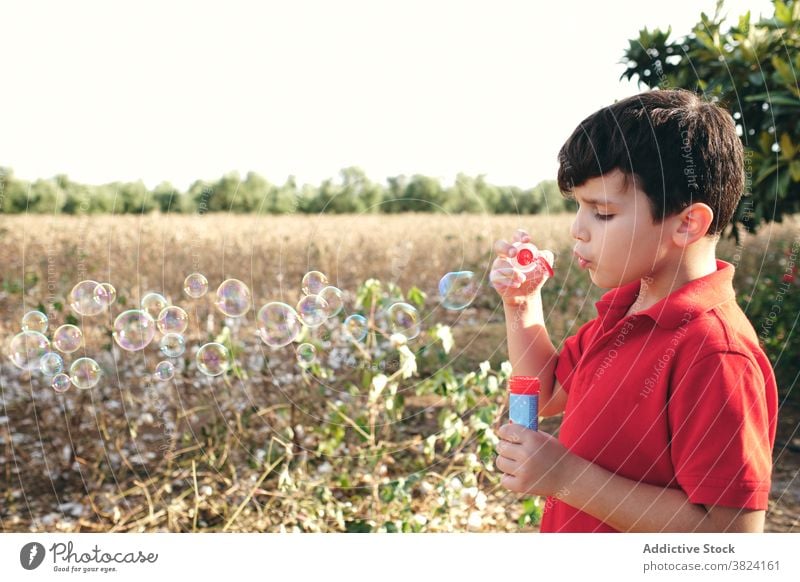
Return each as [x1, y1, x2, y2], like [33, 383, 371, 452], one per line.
[556, 452, 766, 532]
[503, 289, 566, 417]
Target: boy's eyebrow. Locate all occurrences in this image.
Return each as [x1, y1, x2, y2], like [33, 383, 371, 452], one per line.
[574, 193, 618, 205]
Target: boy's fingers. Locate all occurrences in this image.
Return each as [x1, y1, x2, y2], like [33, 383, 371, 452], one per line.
[493, 239, 516, 258]
[491, 257, 514, 270]
[513, 229, 531, 244]
[491, 268, 524, 288]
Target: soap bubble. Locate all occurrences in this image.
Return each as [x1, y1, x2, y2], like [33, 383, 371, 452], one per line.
[256, 302, 302, 348]
[215, 278, 251, 317]
[387, 302, 420, 340]
[438, 271, 480, 311]
[69, 357, 101, 390]
[296, 343, 316, 368]
[94, 282, 117, 307]
[343, 314, 369, 342]
[320, 286, 344, 318]
[52, 324, 83, 354]
[184, 272, 209, 299]
[157, 306, 189, 334]
[51, 373, 71, 393]
[302, 271, 328, 296]
[196, 343, 229, 377]
[141, 292, 169, 320]
[69, 280, 107, 316]
[21, 310, 48, 333]
[154, 360, 175, 382]
[39, 352, 64, 376]
[113, 309, 156, 351]
[297, 294, 329, 328]
[159, 333, 186, 358]
[9, 331, 50, 371]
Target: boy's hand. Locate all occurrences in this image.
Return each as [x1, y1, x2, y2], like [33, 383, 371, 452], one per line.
[495, 423, 573, 497]
[490, 229, 554, 304]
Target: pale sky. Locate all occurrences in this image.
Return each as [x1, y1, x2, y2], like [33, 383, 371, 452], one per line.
[0, 0, 775, 190]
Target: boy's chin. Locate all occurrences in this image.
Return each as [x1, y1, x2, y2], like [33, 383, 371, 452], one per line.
[588, 267, 623, 290]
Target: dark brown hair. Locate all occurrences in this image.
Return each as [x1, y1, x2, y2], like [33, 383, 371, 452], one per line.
[556, 89, 744, 237]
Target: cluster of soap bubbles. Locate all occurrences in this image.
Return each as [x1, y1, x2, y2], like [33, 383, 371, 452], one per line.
[9, 279, 119, 392]
[8, 265, 487, 393]
[110, 275, 222, 381]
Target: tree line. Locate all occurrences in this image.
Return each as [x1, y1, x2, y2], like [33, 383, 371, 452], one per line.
[0, 166, 572, 215]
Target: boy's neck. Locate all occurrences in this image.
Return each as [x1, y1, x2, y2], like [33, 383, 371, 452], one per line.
[627, 244, 719, 315]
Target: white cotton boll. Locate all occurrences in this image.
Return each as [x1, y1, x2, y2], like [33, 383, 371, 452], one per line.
[467, 511, 482, 531]
[389, 333, 407, 348]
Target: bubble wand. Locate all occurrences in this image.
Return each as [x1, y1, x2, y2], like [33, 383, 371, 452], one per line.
[506, 242, 553, 431]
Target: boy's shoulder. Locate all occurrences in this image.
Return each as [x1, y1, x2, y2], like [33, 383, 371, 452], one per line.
[677, 297, 764, 365]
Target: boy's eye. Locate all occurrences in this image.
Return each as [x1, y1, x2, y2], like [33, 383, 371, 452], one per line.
[594, 213, 614, 221]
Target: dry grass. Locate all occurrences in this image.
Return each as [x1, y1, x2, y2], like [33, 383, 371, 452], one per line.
[1, 212, 798, 532]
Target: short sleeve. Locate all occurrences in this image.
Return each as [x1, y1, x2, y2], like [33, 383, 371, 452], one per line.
[554, 319, 597, 394]
[668, 352, 774, 510]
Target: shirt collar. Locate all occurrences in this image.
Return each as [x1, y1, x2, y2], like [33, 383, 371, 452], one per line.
[594, 259, 736, 330]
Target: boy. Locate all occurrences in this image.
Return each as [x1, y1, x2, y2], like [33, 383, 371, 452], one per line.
[490, 89, 778, 532]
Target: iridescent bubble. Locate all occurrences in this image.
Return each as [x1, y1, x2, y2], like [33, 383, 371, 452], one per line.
[319, 286, 344, 318]
[343, 314, 369, 342]
[387, 302, 420, 340]
[154, 360, 175, 382]
[51, 373, 71, 393]
[159, 333, 186, 358]
[52, 324, 83, 354]
[69, 357, 101, 390]
[183, 272, 209, 299]
[296, 343, 316, 368]
[69, 280, 107, 316]
[39, 352, 64, 376]
[94, 282, 117, 307]
[215, 278, 252, 318]
[21, 310, 48, 333]
[297, 294, 329, 328]
[256, 302, 302, 348]
[438, 271, 480, 311]
[302, 271, 328, 296]
[157, 306, 189, 334]
[113, 309, 156, 351]
[9, 331, 50, 371]
[196, 343, 229, 377]
[141, 292, 169, 320]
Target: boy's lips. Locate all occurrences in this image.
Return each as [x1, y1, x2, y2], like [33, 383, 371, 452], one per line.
[573, 250, 592, 269]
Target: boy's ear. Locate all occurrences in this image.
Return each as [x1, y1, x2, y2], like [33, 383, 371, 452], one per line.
[672, 203, 714, 247]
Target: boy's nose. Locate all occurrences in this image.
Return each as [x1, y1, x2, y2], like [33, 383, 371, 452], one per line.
[570, 217, 588, 241]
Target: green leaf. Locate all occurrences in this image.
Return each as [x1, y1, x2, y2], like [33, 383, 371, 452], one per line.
[789, 160, 800, 182]
[406, 286, 426, 309]
[744, 93, 800, 107]
[737, 10, 751, 34]
[344, 520, 372, 533]
[780, 133, 797, 160]
[774, 1, 792, 24]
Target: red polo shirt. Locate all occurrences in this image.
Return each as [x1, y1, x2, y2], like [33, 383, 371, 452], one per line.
[540, 259, 778, 533]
